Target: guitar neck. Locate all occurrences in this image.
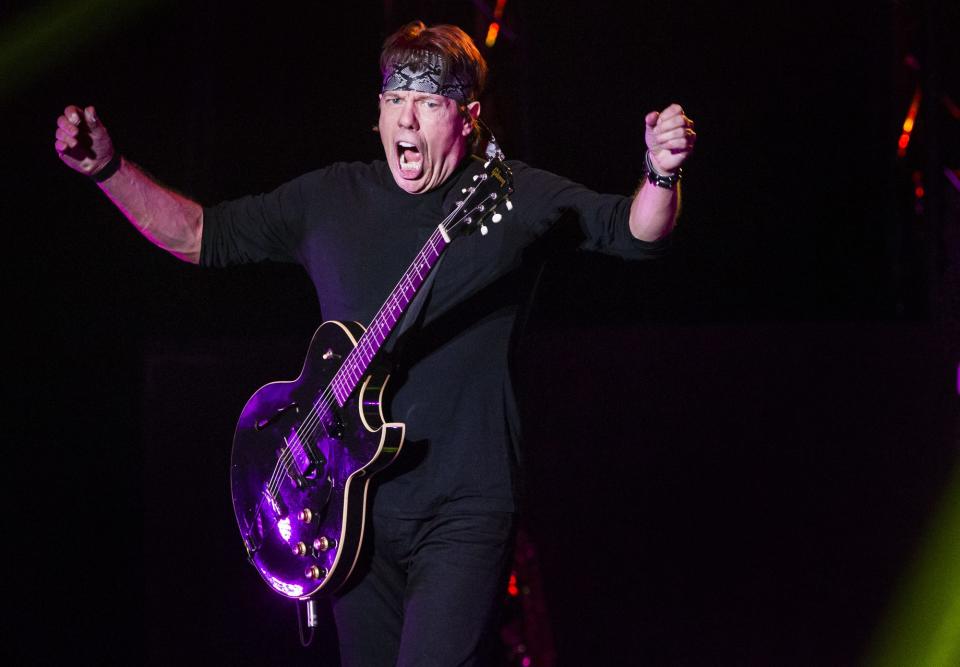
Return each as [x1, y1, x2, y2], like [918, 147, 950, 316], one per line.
[329, 226, 449, 405]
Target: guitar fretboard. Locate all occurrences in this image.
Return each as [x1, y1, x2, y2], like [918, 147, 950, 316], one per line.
[329, 227, 449, 406]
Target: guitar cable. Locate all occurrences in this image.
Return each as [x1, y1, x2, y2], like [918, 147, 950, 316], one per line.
[296, 598, 319, 647]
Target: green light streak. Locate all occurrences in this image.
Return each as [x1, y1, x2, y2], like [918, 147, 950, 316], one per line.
[867, 457, 960, 666]
[0, 0, 161, 96]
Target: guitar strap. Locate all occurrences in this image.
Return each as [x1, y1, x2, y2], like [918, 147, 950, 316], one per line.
[387, 251, 445, 354]
[384, 156, 483, 357]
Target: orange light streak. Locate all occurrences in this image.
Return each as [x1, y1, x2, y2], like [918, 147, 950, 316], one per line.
[897, 85, 922, 158]
[485, 21, 500, 48]
[485, 0, 508, 48]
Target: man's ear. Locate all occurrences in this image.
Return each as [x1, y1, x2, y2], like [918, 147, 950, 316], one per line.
[462, 100, 481, 137]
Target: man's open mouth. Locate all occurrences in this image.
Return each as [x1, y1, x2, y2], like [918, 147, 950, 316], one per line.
[397, 141, 423, 175]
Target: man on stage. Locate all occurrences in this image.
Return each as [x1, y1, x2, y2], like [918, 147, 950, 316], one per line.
[55, 20, 695, 666]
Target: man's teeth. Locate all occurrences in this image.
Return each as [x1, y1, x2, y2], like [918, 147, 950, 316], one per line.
[400, 152, 422, 170]
[397, 141, 422, 172]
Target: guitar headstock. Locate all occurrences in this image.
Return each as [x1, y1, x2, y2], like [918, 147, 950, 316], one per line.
[442, 156, 515, 240]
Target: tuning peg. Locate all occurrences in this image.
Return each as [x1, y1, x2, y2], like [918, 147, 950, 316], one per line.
[461, 187, 468, 193]
[472, 175, 480, 181]
[491, 212, 502, 223]
[480, 224, 489, 236]
[505, 199, 514, 211]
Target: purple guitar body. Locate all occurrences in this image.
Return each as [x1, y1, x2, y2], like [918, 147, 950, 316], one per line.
[229, 157, 514, 599]
[231, 320, 403, 598]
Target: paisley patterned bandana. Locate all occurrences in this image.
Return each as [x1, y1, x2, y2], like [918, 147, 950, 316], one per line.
[380, 50, 472, 103]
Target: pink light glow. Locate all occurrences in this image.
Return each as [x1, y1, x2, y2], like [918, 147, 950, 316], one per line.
[277, 517, 292, 542]
[267, 575, 303, 598]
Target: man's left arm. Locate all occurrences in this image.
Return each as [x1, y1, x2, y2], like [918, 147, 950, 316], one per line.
[629, 103, 697, 242]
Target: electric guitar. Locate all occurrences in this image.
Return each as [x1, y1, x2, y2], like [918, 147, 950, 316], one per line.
[230, 157, 514, 599]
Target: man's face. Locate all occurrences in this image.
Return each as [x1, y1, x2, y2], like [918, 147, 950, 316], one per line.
[378, 90, 479, 194]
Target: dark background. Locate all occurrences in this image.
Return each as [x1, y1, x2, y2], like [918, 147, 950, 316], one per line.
[6, 0, 958, 664]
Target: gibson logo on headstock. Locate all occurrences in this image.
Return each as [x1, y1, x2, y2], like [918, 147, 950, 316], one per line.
[491, 167, 506, 187]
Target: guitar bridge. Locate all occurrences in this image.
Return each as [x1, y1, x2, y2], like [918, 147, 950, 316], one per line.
[263, 488, 287, 519]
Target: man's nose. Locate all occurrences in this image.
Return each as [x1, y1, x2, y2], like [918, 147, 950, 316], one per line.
[398, 102, 418, 130]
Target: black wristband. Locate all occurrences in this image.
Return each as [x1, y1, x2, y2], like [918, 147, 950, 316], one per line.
[643, 150, 681, 190]
[91, 153, 122, 183]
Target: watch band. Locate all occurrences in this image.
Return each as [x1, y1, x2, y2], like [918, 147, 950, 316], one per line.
[91, 153, 122, 183]
[644, 150, 681, 190]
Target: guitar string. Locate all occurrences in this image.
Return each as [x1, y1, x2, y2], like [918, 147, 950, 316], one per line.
[262, 227, 447, 498]
[262, 228, 446, 498]
[259, 181, 501, 505]
[262, 186, 497, 500]
[289, 197, 483, 452]
[263, 187, 500, 500]
[283, 222, 452, 464]
[279, 227, 446, 477]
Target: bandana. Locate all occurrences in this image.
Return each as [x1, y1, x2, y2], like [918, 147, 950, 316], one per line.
[380, 50, 472, 103]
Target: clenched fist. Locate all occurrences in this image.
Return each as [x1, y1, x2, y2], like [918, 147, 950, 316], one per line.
[54, 105, 116, 178]
[644, 103, 696, 175]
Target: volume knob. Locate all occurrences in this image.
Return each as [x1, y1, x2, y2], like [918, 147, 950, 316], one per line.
[304, 565, 327, 580]
[292, 541, 309, 556]
[313, 536, 336, 552]
[297, 508, 313, 523]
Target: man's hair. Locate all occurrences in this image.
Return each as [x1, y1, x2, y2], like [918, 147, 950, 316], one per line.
[379, 21, 488, 103]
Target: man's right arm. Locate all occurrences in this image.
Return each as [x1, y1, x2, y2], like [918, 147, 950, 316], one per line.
[55, 105, 203, 264]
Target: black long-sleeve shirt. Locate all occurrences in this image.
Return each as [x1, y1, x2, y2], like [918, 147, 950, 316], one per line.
[201, 157, 668, 517]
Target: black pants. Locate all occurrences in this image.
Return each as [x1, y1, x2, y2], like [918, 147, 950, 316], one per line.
[332, 510, 516, 666]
